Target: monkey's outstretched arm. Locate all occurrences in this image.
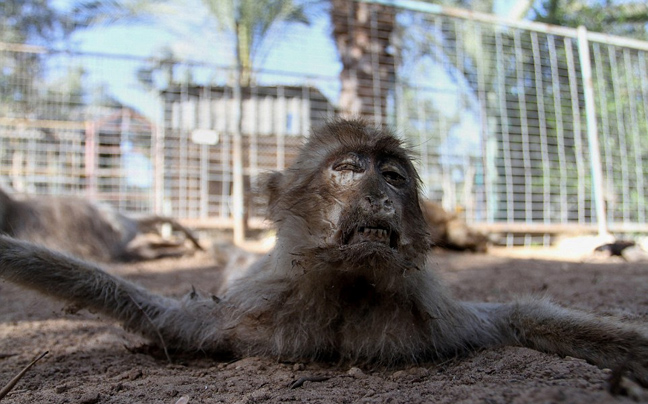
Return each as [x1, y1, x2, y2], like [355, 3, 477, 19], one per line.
[0, 235, 221, 351]
[476, 298, 648, 385]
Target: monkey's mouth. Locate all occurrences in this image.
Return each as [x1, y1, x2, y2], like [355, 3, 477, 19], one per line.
[343, 225, 399, 249]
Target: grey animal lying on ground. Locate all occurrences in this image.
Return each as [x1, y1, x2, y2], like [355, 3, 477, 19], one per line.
[420, 198, 489, 252]
[0, 119, 646, 387]
[0, 188, 202, 262]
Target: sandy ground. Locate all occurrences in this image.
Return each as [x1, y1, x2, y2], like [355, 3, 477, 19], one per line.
[1, 246, 647, 403]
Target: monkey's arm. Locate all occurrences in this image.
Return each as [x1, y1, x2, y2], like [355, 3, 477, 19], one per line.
[0, 235, 221, 351]
[133, 215, 204, 251]
[474, 298, 648, 385]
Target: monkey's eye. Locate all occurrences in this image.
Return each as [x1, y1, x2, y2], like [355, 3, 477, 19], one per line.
[333, 161, 364, 173]
[382, 170, 407, 186]
[380, 161, 408, 186]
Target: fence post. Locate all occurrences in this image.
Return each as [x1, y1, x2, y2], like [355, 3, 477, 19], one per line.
[232, 42, 246, 245]
[153, 123, 165, 216]
[84, 121, 97, 200]
[577, 26, 608, 237]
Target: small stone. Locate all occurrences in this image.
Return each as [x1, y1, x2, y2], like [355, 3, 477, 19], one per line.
[565, 356, 586, 363]
[348, 367, 366, 378]
[79, 393, 101, 404]
[409, 367, 429, 377]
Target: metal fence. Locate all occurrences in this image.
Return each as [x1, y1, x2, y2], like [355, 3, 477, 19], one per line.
[1, 1, 648, 245]
[387, 2, 648, 245]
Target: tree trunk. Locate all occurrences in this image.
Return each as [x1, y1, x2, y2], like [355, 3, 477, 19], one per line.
[330, 0, 396, 123]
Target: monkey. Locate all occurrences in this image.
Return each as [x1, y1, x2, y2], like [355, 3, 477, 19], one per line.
[420, 199, 489, 252]
[0, 119, 646, 386]
[0, 188, 203, 262]
[594, 240, 636, 257]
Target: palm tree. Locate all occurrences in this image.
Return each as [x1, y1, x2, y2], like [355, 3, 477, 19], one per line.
[327, 0, 521, 123]
[73, 0, 312, 244]
[330, 0, 395, 123]
[74, 0, 311, 85]
[202, 0, 310, 86]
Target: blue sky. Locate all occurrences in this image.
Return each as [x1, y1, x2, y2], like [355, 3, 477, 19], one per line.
[55, 0, 515, 118]
[54, 1, 340, 120]
[49, 0, 518, 164]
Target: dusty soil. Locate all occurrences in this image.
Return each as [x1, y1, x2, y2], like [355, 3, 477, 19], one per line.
[1, 247, 647, 403]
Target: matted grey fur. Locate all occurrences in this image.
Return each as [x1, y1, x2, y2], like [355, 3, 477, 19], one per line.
[0, 188, 202, 262]
[0, 119, 646, 386]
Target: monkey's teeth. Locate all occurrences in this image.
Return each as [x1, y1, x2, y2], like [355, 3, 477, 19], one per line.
[354, 227, 390, 244]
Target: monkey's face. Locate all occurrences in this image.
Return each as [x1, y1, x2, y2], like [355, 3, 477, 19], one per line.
[266, 119, 432, 273]
[325, 151, 410, 256]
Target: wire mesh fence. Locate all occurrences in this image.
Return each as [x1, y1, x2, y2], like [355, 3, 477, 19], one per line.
[1, 1, 648, 245]
[378, 1, 648, 244]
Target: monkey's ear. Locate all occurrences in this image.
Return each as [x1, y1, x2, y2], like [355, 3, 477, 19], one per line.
[262, 171, 285, 217]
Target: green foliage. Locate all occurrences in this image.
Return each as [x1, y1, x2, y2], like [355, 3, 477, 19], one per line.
[0, 0, 79, 44]
[72, 0, 313, 85]
[202, 0, 311, 85]
[532, 0, 648, 39]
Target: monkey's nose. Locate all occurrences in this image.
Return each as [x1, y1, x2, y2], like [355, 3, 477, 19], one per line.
[362, 195, 394, 215]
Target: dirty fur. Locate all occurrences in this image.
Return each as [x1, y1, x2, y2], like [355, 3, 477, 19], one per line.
[0, 119, 646, 386]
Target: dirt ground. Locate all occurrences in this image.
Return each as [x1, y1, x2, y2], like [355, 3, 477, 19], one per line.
[1, 245, 648, 403]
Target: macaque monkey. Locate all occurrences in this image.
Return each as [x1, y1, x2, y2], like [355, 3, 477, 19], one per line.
[0, 188, 202, 262]
[594, 240, 636, 257]
[0, 119, 646, 386]
[420, 199, 488, 252]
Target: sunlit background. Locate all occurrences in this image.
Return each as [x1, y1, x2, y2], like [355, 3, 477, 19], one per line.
[2, 0, 648, 246]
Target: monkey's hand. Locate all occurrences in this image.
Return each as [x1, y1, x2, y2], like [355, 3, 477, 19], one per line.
[0, 235, 231, 353]
[0, 235, 181, 342]
[490, 297, 648, 386]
